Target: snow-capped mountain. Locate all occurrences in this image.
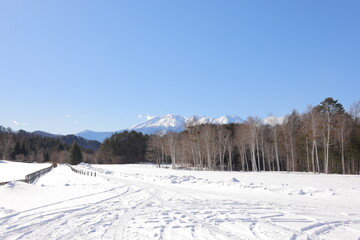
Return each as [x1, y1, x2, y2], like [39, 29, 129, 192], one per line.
[76, 114, 244, 142]
[263, 116, 285, 126]
[213, 115, 244, 125]
[128, 114, 186, 134]
[184, 115, 244, 126]
[127, 114, 244, 135]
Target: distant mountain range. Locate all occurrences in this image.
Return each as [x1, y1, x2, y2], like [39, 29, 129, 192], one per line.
[76, 114, 245, 142]
[2, 115, 284, 145]
[0, 127, 101, 151]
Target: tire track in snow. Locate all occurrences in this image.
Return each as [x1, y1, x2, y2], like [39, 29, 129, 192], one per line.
[296, 220, 360, 240]
[115, 188, 158, 240]
[107, 176, 360, 240]
[12, 164, 356, 240]
[105, 175, 241, 240]
[156, 195, 238, 240]
[93, 175, 205, 240]
[0, 183, 131, 239]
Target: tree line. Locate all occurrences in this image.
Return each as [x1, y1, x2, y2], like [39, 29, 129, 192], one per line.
[0, 129, 96, 164]
[97, 130, 148, 164]
[2, 97, 360, 174]
[146, 98, 360, 174]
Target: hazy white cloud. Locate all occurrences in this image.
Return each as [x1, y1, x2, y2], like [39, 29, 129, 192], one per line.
[65, 114, 78, 124]
[12, 120, 27, 126]
[147, 115, 155, 120]
[137, 114, 143, 119]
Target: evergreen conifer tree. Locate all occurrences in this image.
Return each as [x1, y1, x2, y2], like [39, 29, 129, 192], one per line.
[11, 141, 21, 159]
[43, 152, 50, 162]
[20, 142, 28, 156]
[69, 142, 83, 165]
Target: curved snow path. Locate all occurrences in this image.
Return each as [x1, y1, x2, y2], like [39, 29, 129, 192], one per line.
[0, 164, 360, 240]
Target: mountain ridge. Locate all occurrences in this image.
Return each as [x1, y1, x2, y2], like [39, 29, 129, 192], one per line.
[76, 114, 244, 142]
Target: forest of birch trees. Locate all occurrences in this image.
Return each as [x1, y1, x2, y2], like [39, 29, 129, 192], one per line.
[147, 98, 360, 174]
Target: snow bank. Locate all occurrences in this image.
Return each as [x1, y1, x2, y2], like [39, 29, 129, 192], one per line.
[86, 164, 360, 201]
[0, 161, 51, 182]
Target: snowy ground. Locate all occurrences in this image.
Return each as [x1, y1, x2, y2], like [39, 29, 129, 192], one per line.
[1, 162, 360, 240]
[0, 161, 51, 182]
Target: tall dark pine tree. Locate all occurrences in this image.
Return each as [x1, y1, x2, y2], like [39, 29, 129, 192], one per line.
[43, 152, 50, 162]
[11, 141, 21, 159]
[20, 142, 28, 156]
[317, 97, 345, 116]
[69, 142, 83, 165]
[316, 97, 345, 173]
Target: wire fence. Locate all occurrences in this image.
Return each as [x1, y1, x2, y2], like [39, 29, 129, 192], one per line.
[67, 164, 97, 177]
[0, 162, 57, 185]
[25, 164, 56, 184]
[0, 163, 98, 186]
[0, 179, 25, 186]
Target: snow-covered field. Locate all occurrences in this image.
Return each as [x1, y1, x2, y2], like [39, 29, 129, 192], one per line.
[0, 161, 51, 182]
[1, 162, 360, 240]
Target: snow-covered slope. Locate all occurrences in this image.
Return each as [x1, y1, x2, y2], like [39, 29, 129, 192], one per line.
[263, 116, 285, 126]
[128, 114, 186, 135]
[212, 115, 244, 124]
[0, 161, 52, 182]
[185, 115, 244, 126]
[77, 114, 244, 142]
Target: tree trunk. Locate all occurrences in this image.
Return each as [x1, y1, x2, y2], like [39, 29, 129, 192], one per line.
[256, 136, 261, 171]
[306, 138, 310, 172]
[289, 131, 296, 171]
[274, 127, 280, 171]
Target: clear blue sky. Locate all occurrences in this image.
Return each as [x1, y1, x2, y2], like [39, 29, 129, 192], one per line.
[1, 1, 359, 134]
